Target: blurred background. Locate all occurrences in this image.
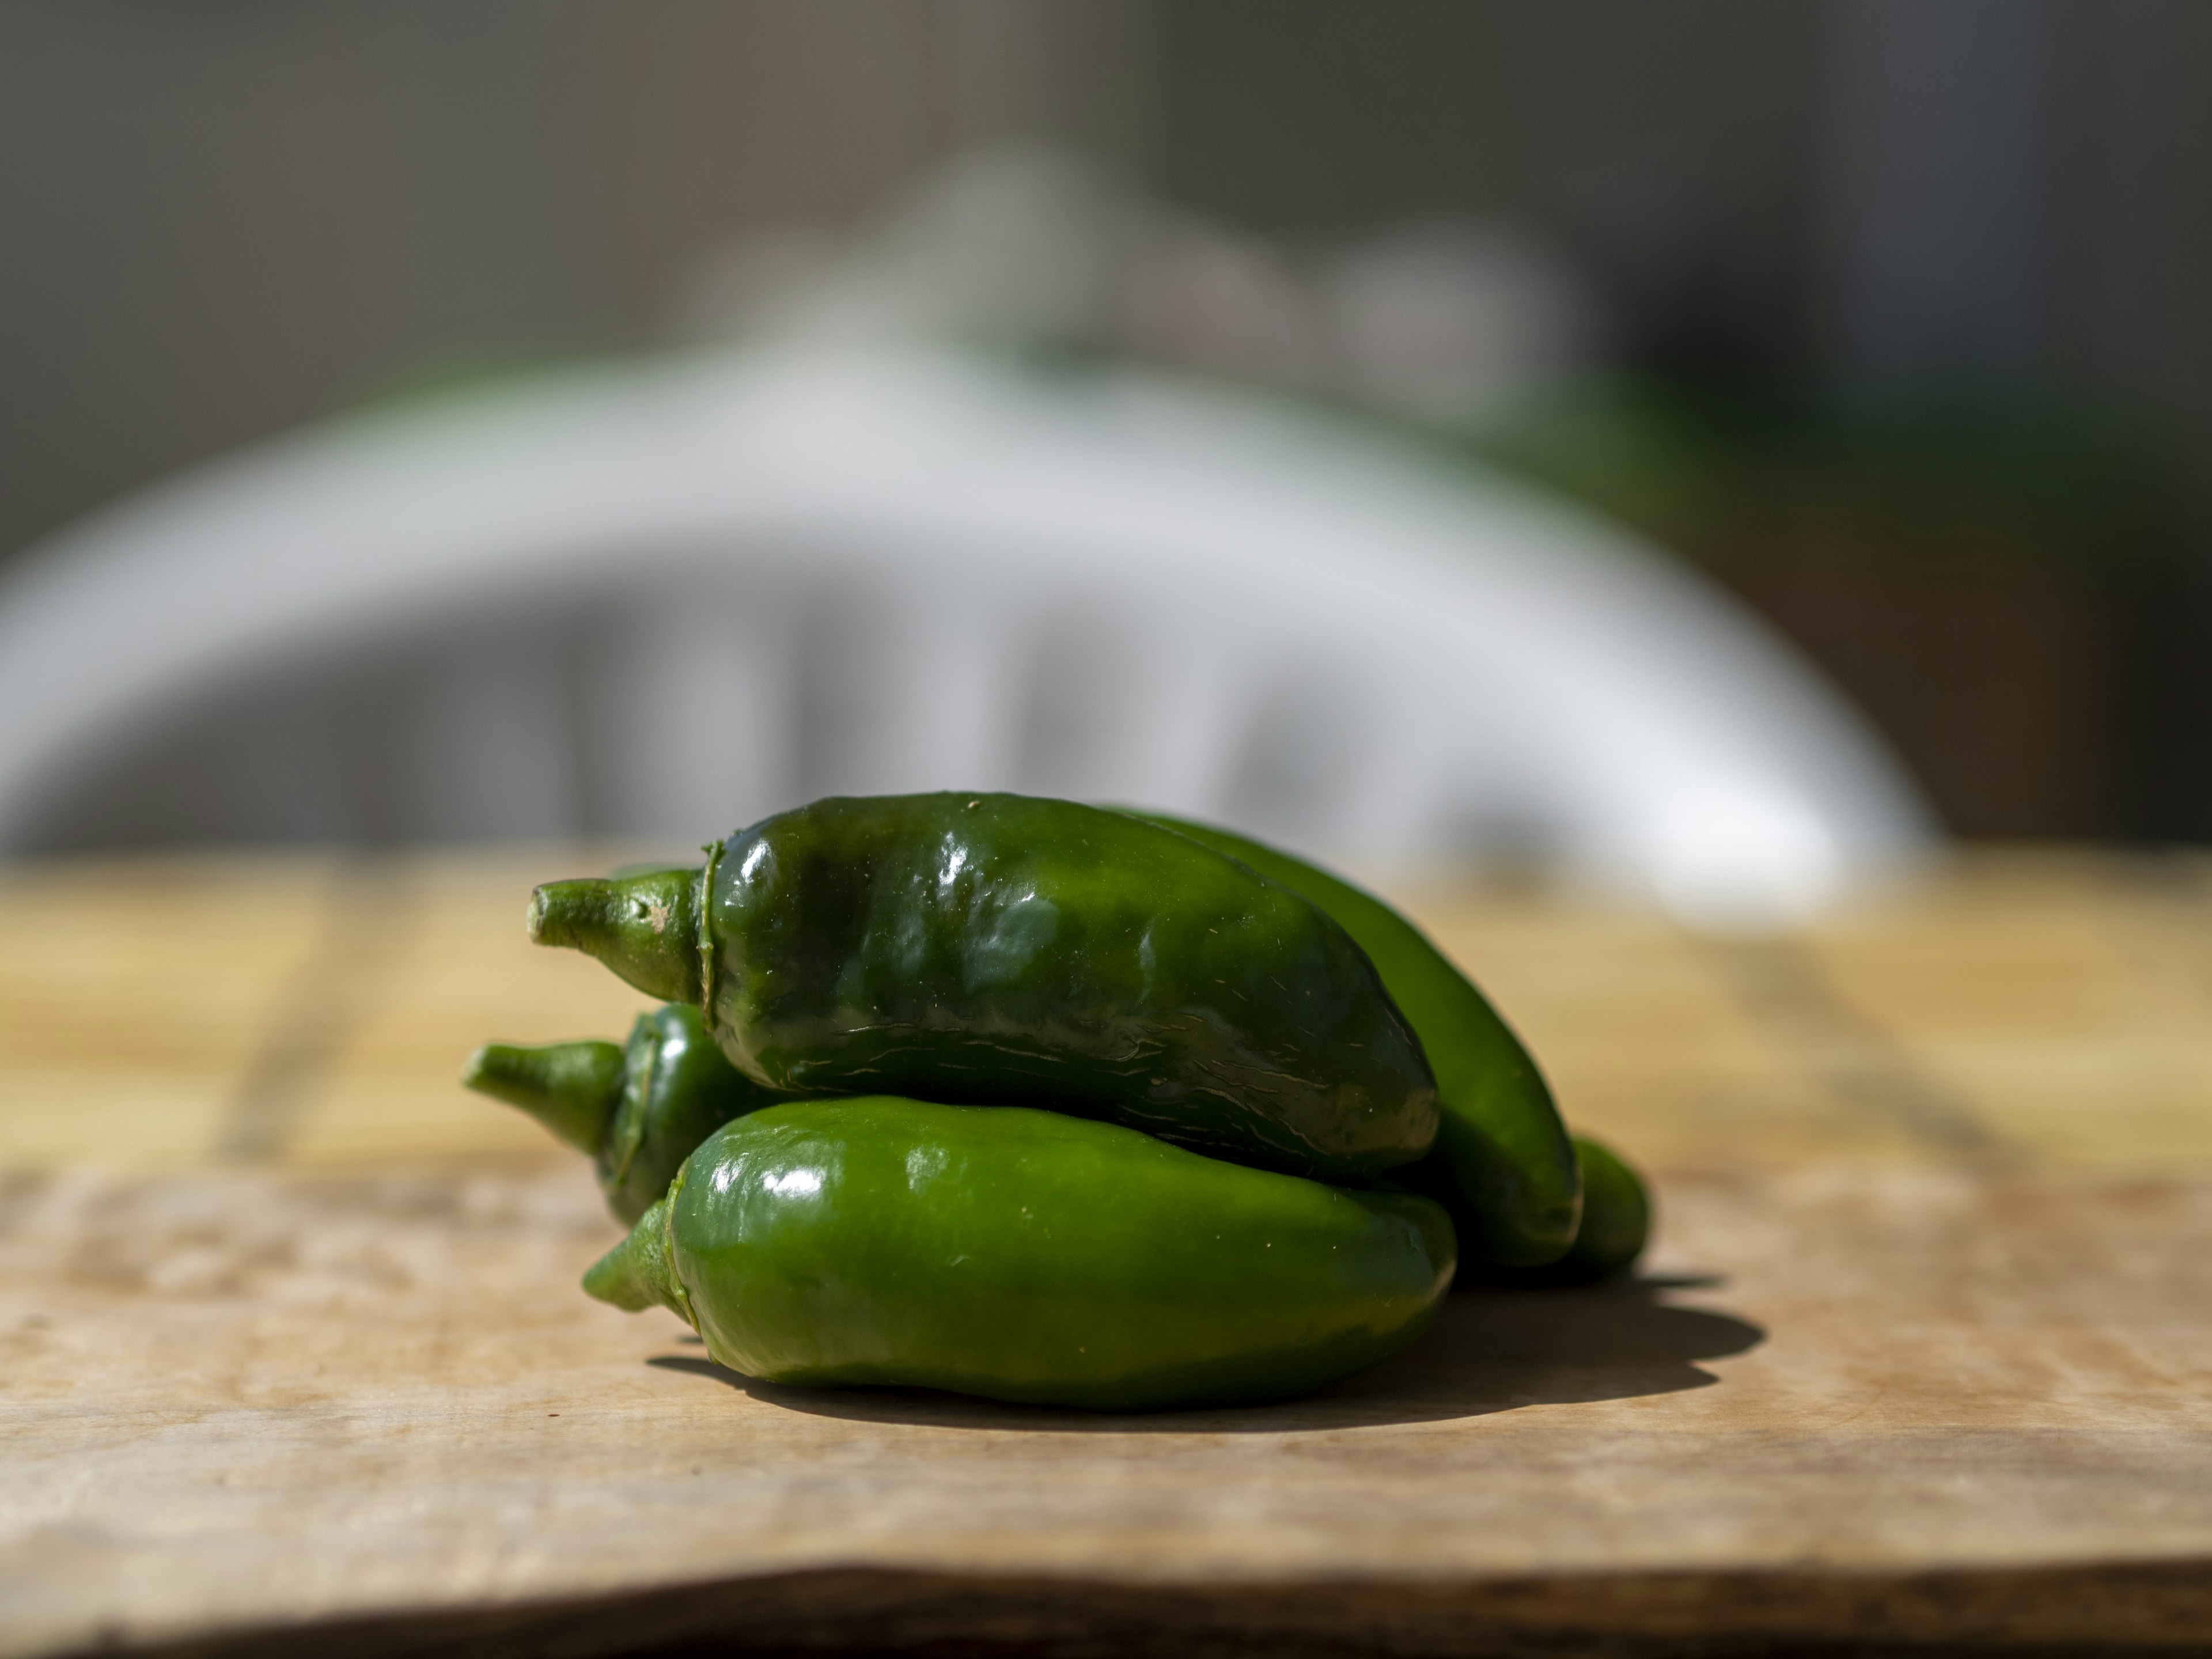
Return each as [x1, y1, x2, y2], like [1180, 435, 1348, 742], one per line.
[3, 0, 2208, 924]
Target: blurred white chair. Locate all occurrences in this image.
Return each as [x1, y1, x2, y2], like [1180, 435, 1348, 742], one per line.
[0, 349, 1930, 925]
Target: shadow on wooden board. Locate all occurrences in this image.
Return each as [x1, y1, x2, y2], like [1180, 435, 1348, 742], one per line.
[643, 1277, 1764, 1433]
[114, 1559, 2212, 1659]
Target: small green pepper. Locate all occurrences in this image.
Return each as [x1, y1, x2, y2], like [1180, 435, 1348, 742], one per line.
[585, 1097, 1456, 1411]
[1464, 1136, 1652, 1286]
[463, 1005, 789, 1223]
[529, 793, 1440, 1185]
[1130, 815, 1580, 1266]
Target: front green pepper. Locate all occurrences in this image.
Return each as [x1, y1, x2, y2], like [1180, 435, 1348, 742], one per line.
[585, 1097, 1457, 1411]
[1130, 814, 1580, 1266]
[529, 793, 1439, 1185]
[463, 1004, 788, 1223]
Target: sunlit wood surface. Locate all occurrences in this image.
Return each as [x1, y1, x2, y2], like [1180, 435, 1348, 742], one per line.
[3, 847, 2210, 1657]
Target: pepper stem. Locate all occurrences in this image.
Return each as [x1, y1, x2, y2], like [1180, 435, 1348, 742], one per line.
[461, 1040, 627, 1155]
[583, 1198, 686, 1317]
[528, 868, 703, 1003]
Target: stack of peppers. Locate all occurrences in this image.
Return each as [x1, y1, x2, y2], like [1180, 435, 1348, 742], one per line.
[465, 793, 1648, 1411]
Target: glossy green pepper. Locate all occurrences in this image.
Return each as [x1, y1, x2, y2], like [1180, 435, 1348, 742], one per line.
[529, 793, 1439, 1185]
[585, 1097, 1456, 1411]
[1469, 1135, 1652, 1287]
[461, 1005, 788, 1223]
[1130, 815, 1579, 1266]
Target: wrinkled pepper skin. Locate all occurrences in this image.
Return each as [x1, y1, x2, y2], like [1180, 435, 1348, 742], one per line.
[585, 1098, 1457, 1411]
[1131, 815, 1580, 1267]
[531, 793, 1439, 1185]
[1467, 1136, 1651, 1287]
[463, 1005, 788, 1223]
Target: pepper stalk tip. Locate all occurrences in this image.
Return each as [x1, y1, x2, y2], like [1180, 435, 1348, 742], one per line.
[528, 869, 705, 1003]
[583, 1198, 685, 1317]
[461, 1039, 626, 1155]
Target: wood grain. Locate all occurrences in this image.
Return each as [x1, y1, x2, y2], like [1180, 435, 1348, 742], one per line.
[2, 847, 2210, 1657]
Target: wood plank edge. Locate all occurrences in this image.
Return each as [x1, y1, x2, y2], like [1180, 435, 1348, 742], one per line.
[49, 1559, 2212, 1659]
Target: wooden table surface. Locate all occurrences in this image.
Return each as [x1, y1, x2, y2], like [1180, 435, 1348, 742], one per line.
[4, 847, 2211, 1657]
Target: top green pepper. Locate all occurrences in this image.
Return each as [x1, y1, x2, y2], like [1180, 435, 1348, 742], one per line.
[527, 793, 1439, 1184]
[1130, 815, 1580, 1267]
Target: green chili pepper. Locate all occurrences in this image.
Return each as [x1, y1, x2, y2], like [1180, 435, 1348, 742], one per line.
[462, 1005, 789, 1224]
[1465, 1136, 1651, 1286]
[1128, 815, 1579, 1267]
[585, 1097, 1456, 1411]
[528, 793, 1440, 1185]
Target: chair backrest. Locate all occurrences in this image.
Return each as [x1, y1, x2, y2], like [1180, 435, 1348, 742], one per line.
[0, 349, 1930, 925]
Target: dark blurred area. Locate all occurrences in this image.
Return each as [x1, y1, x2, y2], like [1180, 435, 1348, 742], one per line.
[5, 0, 2210, 843]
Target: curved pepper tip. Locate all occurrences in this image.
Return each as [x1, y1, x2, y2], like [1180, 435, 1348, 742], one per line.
[1563, 1134, 1650, 1279]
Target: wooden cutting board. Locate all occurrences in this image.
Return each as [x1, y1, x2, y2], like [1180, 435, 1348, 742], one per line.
[3, 847, 2211, 1657]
